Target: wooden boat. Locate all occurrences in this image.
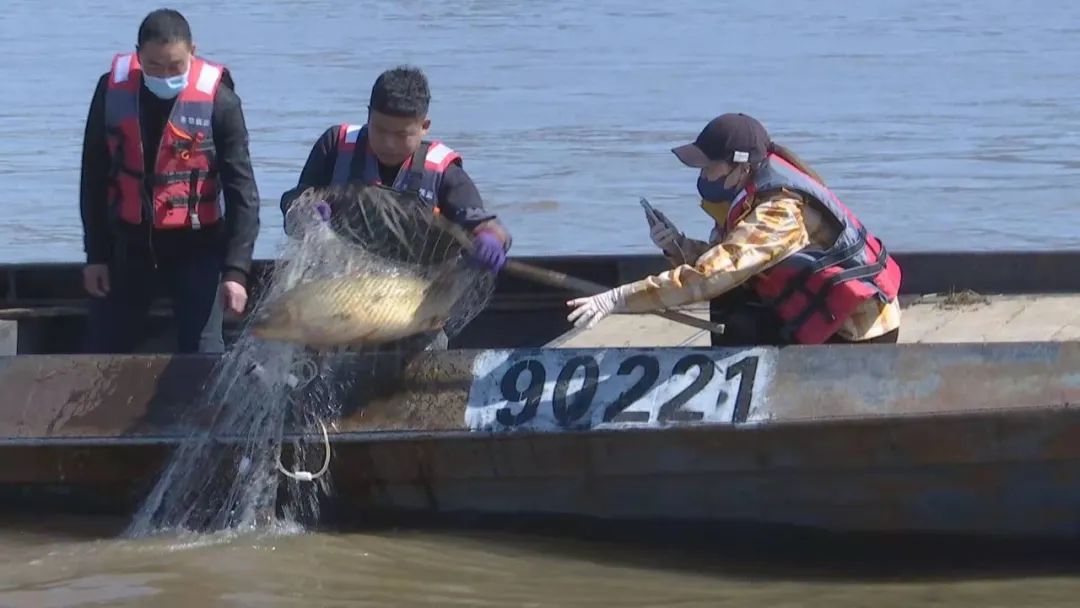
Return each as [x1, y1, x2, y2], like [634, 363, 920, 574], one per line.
[2, 250, 1080, 539]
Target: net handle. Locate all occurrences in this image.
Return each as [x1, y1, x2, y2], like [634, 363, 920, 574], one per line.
[428, 213, 725, 335]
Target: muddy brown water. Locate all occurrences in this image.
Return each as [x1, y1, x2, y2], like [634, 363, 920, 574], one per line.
[2, 514, 1080, 607]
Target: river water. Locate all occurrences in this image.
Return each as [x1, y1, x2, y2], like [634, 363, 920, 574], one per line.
[3, 515, 1080, 607]
[3, 1, 1080, 604]
[2, 0, 1080, 263]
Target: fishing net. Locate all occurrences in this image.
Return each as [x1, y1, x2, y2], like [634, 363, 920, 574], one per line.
[283, 183, 497, 346]
[126, 184, 498, 537]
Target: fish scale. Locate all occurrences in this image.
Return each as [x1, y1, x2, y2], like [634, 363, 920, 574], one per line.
[250, 269, 463, 349]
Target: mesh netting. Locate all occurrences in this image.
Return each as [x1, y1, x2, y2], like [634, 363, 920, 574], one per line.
[275, 184, 496, 347]
[125, 184, 497, 537]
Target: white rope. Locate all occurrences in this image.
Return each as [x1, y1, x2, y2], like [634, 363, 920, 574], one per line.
[276, 418, 331, 483]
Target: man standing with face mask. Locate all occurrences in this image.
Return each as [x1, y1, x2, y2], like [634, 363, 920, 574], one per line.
[79, 9, 260, 354]
[568, 113, 902, 346]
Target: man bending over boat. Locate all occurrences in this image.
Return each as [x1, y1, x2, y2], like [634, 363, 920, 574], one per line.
[567, 113, 903, 346]
[279, 65, 512, 350]
[280, 66, 511, 266]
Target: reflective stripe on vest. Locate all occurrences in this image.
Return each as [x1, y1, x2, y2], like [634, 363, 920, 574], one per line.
[104, 52, 224, 230]
[328, 124, 461, 209]
[724, 154, 903, 343]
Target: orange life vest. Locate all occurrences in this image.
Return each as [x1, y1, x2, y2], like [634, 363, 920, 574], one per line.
[104, 52, 224, 230]
[330, 124, 461, 210]
[724, 154, 902, 344]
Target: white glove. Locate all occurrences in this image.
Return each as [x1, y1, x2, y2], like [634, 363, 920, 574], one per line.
[567, 285, 631, 329]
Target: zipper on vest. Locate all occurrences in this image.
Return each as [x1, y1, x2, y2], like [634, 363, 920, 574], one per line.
[146, 223, 158, 270]
[137, 91, 158, 269]
[134, 87, 158, 270]
[136, 87, 150, 227]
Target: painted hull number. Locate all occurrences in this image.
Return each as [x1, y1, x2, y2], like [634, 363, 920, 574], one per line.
[465, 348, 773, 432]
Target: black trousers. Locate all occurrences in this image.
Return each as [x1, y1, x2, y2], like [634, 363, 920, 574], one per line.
[83, 242, 225, 354]
[709, 286, 899, 347]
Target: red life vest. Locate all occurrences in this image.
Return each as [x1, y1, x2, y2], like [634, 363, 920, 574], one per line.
[724, 154, 902, 344]
[104, 52, 225, 230]
[330, 124, 461, 210]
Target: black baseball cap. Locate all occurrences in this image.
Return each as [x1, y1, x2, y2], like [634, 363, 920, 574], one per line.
[671, 113, 771, 168]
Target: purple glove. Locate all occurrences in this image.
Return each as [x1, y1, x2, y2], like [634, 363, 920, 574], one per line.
[470, 232, 506, 273]
[313, 201, 331, 222]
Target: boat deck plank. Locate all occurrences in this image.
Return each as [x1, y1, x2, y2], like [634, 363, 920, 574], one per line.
[551, 305, 712, 349]
[555, 294, 1080, 348]
[903, 294, 1080, 343]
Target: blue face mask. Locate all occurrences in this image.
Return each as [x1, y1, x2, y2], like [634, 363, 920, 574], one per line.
[697, 175, 742, 204]
[143, 70, 189, 99]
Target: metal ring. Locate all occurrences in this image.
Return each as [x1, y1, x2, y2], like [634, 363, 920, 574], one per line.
[288, 356, 319, 390]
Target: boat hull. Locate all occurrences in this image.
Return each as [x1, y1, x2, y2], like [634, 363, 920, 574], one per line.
[2, 341, 1079, 538]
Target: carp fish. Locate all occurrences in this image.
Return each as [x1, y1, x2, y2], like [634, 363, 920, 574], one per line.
[249, 267, 468, 349]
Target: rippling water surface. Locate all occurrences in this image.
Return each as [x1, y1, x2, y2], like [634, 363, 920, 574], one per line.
[1, 0, 1079, 263]
[4, 516, 1080, 607]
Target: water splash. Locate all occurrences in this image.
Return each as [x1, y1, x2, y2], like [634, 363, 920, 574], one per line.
[125, 186, 495, 538]
[124, 218, 346, 537]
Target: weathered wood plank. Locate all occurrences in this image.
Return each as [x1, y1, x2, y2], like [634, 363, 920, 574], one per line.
[560, 294, 1080, 346]
[900, 294, 1080, 343]
[550, 305, 712, 348]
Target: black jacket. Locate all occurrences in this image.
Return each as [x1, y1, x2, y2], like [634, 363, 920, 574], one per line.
[79, 68, 261, 279]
